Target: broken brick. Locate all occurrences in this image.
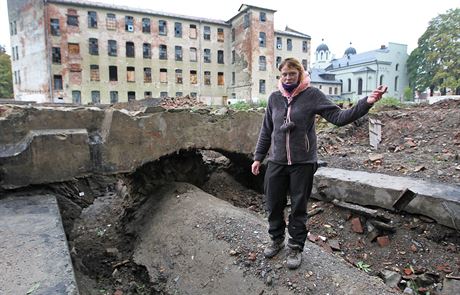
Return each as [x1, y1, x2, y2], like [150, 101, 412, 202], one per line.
[377, 236, 390, 247]
[351, 217, 364, 233]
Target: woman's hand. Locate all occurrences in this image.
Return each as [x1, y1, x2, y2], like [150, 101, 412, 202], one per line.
[251, 161, 261, 175]
[367, 85, 388, 104]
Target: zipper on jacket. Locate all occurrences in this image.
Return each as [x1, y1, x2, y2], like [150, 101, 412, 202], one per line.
[286, 104, 292, 165]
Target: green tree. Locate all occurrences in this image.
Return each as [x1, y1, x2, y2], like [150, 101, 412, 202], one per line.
[407, 8, 460, 95]
[0, 49, 13, 98]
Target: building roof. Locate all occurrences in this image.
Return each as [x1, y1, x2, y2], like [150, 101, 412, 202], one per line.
[275, 29, 311, 39]
[316, 43, 329, 52]
[327, 46, 392, 70]
[310, 68, 341, 85]
[344, 46, 357, 56]
[47, 0, 230, 26]
[238, 4, 277, 13]
[352, 66, 376, 73]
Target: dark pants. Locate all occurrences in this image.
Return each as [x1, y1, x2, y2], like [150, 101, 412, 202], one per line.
[264, 162, 316, 250]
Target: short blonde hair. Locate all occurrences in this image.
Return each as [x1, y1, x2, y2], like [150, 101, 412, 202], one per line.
[278, 58, 306, 83]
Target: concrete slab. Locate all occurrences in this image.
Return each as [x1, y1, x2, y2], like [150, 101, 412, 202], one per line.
[313, 167, 460, 230]
[0, 194, 79, 295]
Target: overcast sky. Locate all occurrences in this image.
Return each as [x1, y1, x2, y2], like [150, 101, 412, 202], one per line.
[1, 0, 458, 58]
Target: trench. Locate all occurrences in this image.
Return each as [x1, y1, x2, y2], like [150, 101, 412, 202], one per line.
[55, 149, 264, 295]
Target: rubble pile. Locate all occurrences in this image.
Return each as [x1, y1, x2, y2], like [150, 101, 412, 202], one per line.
[160, 95, 206, 109]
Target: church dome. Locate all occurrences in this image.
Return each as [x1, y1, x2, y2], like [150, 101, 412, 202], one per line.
[316, 39, 329, 52]
[344, 42, 356, 56]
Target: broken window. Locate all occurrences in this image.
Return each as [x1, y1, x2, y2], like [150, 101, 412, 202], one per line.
[160, 91, 168, 98]
[125, 16, 134, 32]
[259, 56, 266, 71]
[175, 46, 182, 61]
[287, 38, 292, 51]
[89, 38, 98, 55]
[159, 45, 167, 60]
[144, 67, 152, 83]
[217, 50, 224, 64]
[175, 92, 183, 97]
[189, 24, 197, 39]
[88, 11, 97, 28]
[232, 50, 235, 64]
[67, 9, 79, 27]
[259, 32, 266, 47]
[276, 37, 282, 50]
[144, 91, 152, 99]
[90, 65, 100, 81]
[143, 43, 151, 58]
[190, 70, 197, 84]
[203, 49, 211, 63]
[302, 59, 308, 71]
[142, 18, 150, 33]
[217, 28, 224, 42]
[259, 79, 266, 94]
[106, 13, 117, 30]
[302, 41, 308, 52]
[175, 69, 183, 84]
[108, 40, 117, 56]
[128, 91, 136, 101]
[50, 19, 60, 36]
[159, 20, 167, 35]
[160, 68, 167, 83]
[243, 13, 250, 28]
[72, 91, 81, 104]
[189, 47, 197, 62]
[52, 47, 61, 64]
[126, 41, 135, 58]
[91, 91, 100, 104]
[276, 56, 282, 69]
[109, 65, 118, 81]
[231, 72, 235, 85]
[231, 28, 235, 42]
[53, 75, 63, 90]
[204, 71, 211, 85]
[110, 91, 118, 103]
[217, 72, 224, 86]
[203, 26, 211, 40]
[127, 66, 135, 82]
[174, 22, 182, 37]
[260, 12, 266, 22]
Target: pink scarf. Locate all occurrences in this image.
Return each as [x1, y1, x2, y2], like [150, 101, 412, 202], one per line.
[278, 74, 311, 101]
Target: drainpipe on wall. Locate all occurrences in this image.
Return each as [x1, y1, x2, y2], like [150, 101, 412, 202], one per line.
[198, 20, 202, 100]
[43, 0, 53, 102]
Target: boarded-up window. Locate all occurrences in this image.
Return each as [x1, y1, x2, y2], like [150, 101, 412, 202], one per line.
[50, 19, 60, 36]
[53, 75, 63, 90]
[69, 64, 82, 85]
[203, 26, 210, 40]
[90, 65, 100, 81]
[89, 38, 98, 55]
[217, 72, 224, 86]
[175, 69, 183, 84]
[175, 46, 182, 61]
[217, 50, 224, 64]
[189, 24, 197, 39]
[189, 47, 197, 62]
[106, 13, 117, 30]
[144, 67, 152, 83]
[160, 68, 167, 83]
[203, 49, 211, 63]
[159, 45, 167, 60]
[109, 65, 117, 81]
[190, 70, 197, 84]
[204, 71, 211, 85]
[88, 11, 97, 28]
[142, 18, 150, 33]
[127, 66, 135, 82]
[68, 43, 80, 55]
[91, 91, 100, 104]
[108, 40, 117, 56]
[52, 47, 61, 64]
[110, 91, 118, 103]
[217, 28, 224, 42]
[126, 41, 135, 57]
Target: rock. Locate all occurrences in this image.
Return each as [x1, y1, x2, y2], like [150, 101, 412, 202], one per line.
[403, 287, 414, 294]
[265, 275, 273, 286]
[369, 153, 384, 162]
[415, 273, 439, 287]
[379, 270, 402, 288]
[442, 277, 460, 295]
[377, 236, 390, 247]
[351, 217, 364, 233]
[328, 239, 341, 251]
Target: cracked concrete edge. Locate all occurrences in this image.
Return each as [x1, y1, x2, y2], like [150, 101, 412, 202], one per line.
[313, 167, 460, 230]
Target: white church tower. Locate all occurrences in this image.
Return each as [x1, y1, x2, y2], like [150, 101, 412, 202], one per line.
[312, 39, 333, 69]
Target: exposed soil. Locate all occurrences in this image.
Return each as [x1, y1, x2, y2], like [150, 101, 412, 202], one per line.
[65, 99, 460, 295]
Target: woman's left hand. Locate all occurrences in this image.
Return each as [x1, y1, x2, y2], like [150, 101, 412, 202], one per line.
[367, 85, 388, 104]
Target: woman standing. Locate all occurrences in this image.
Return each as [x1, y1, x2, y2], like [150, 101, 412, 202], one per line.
[251, 58, 386, 269]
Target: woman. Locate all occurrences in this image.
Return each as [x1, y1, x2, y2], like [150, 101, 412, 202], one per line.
[251, 58, 386, 269]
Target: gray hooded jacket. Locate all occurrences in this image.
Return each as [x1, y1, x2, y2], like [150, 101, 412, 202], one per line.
[254, 87, 373, 165]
